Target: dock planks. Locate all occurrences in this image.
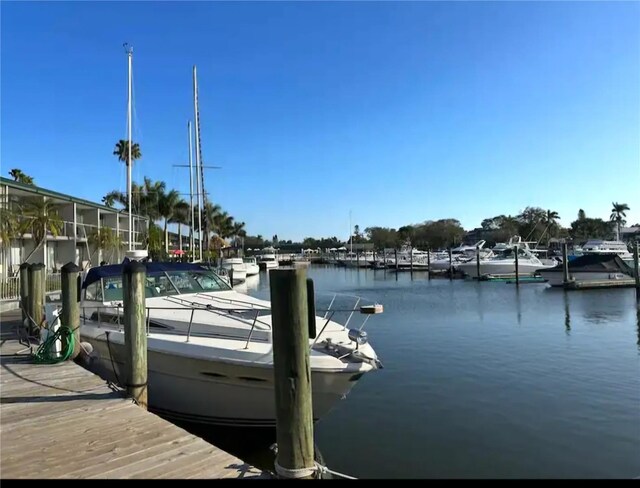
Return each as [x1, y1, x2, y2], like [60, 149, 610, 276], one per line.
[0, 311, 268, 479]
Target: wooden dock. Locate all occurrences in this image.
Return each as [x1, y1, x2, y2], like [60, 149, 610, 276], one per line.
[0, 311, 268, 479]
[563, 279, 638, 290]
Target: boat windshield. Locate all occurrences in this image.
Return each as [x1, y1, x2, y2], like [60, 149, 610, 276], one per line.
[90, 269, 231, 302]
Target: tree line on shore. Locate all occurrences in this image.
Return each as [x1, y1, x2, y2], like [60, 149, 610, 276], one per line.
[2, 162, 634, 260]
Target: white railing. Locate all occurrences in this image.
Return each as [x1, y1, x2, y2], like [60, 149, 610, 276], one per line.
[0, 273, 62, 302]
[0, 276, 20, 300]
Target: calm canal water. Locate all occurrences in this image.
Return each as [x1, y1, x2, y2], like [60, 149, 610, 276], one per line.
[186, 266, 640, 479]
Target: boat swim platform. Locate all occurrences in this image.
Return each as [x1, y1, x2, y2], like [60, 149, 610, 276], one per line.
[0, 310, 269, 479]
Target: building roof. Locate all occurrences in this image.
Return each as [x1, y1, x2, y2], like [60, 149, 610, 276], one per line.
[0, 176, 147, 218]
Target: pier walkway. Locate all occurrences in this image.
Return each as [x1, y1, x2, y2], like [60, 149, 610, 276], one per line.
[0, 311, 267, 479]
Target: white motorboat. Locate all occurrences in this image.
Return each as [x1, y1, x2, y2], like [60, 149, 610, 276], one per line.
[242, 256, 260, 276]
[537, 254, 635, 287]
[79, 262, 383, 427]
[579, 239, 634, 266]
[220, 257, 247, 285]
[257, 248, 279, 270]
[458, 236, 556, 278]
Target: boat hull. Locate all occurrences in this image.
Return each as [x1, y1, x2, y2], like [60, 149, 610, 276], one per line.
[458, 261, 549, 278]
[81, 330, 365, 428]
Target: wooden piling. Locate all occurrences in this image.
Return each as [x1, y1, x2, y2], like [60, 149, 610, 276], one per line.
[448, 248, 453, 280]
[61, 262, 82, 359]
[427, 248, 431, 280]
[123, 261, 148, 409]
[269, 268, 315, 479]
[633, 240, 639, 291]
[19, 263, 29, 326]
[410, 246, 413, 273]
[513, 246, 520, 286]
[562, 242, 570, 285]
[476, 245, 481, 280]
[27, 263, 45, 334]
[395, 249, 399, 271]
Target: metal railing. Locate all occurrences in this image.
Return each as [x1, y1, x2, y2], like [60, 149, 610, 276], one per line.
[0, 273, 63, 302]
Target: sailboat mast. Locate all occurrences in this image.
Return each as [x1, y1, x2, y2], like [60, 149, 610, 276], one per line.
[188, 121, 195, 257]
[127, 45, 133, 251]
[193, 66, 203, 262]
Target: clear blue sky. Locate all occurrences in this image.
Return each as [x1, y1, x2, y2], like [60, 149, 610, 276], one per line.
[2, 1, 639, 241]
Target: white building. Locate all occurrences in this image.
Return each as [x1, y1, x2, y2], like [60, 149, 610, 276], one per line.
[0, 176, 149, 279]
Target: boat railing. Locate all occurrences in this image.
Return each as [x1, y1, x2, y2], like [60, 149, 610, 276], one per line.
[80, 291, 383, 347]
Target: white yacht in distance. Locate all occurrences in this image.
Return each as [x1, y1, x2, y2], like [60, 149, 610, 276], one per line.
[220, 257, 247, 285]
[257, 247, 279, 270]
[242, 256, 260, 276]
[457, 236, 556, 278]
[579, 239, 634, 265]
[78, 262, 384, 427]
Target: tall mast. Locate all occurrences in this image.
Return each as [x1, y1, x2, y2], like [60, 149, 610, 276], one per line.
[126, 44, 133, 251]
[188, 121, 195, 257]
[193, 66, 203, 262]
[349, 210, 353, 255]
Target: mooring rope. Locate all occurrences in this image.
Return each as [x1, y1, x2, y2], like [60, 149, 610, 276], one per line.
[274, 460, 357, 480]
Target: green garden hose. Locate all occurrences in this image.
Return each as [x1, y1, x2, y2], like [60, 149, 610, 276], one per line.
[33, 325, 75, 364]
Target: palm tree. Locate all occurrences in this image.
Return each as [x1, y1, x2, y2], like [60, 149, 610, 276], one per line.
[169, 200, 190, 252]
[0, 200, 21, 251]
[540, 210, 560, 245]
[9, 169, 34, 185]
[158, 189, 181, 253]
[87, 227, 123, 265]
[578, 209, 586, 221]
[19, 198, 63, 264]
[610, 202, 630, 240]
[113, 140, 142, 167]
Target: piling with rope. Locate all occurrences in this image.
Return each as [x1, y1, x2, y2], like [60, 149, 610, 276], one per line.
[61, 262, 82, 360]
[123, 260, 148, 409]
[269, 268, 315, 479]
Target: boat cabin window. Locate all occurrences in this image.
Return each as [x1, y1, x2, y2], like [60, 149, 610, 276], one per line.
[85, 282, 103, 301]
[86, 269, 231, 302]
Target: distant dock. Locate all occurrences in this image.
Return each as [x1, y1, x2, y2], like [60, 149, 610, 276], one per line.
[0, 311, 267, 479]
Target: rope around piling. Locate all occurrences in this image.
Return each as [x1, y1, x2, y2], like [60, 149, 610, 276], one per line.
[274, 460, 357, 480]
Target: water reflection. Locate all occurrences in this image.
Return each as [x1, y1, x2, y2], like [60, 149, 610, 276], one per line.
[514, 286, 522, 326]
[563, 291, 571, 335]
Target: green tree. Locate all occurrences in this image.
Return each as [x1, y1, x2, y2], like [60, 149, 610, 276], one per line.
[19, 198, 63, 264]
[113, 140, 142, 167]
[8, 169, 34, 185]
[87, 227, 123, 265]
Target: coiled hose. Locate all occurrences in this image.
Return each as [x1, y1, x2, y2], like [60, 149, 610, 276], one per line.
[33, 325, 76, 364]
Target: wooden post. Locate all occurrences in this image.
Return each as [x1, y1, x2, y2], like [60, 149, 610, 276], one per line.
[19, 263, 29, 326]
[562, 242, 570, 285]
[513, 246, 519, 286]
[269, 268, 314, 479]
[123, 261, 148, 409]
[476, 245, 481, 280]
[427, 248, 431, 280]
[448, 248, 453, 280]
[410, 246, 414, 273]
[61, 262, 81, 359]
[229, 267, 234, 287]
[633, 240, 639, 291]
[395, 249, 399, 271]
[27, 263, 45, 335]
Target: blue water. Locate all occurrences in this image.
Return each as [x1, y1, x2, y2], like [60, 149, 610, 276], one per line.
[246, 266, 640, 479]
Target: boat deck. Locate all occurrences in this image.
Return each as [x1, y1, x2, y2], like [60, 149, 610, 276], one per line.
[0, 310, 268, 479]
